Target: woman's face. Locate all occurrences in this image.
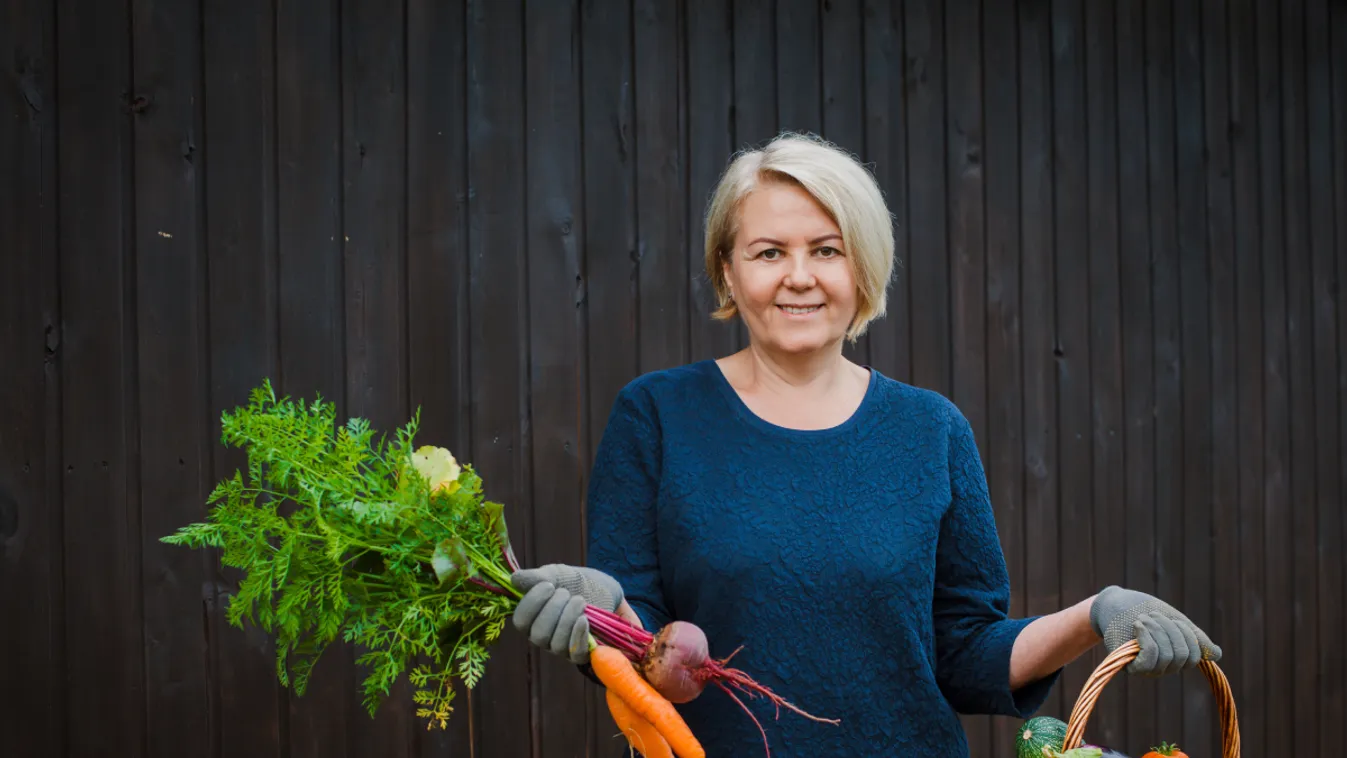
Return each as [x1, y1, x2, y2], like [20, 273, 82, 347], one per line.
[723, 181, 858, 356]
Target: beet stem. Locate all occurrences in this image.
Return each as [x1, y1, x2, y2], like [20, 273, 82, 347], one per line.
[467, 576, 508, 595]
[700, 660, 840, 725]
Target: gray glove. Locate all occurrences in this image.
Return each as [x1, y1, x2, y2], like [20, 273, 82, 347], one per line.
[1090, 585, 1222, 676]
[511, 564, 624, 665]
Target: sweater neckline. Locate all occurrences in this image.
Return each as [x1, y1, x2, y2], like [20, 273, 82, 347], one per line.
[700, 358, 880, 439]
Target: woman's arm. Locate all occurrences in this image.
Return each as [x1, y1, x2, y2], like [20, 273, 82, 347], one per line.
[1008, 594, 1101, 690]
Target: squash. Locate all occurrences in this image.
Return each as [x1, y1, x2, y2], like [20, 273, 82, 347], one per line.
[1016, 716, 1069, 758]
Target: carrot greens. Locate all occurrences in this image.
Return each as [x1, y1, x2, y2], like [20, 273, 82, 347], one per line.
[161, 380, 522, 729]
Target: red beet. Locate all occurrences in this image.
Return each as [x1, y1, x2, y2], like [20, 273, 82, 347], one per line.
[641, 620, 709, 703]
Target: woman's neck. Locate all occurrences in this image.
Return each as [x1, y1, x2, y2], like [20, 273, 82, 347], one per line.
[734, 342, 854, 395]
[716, 342, 869, 431]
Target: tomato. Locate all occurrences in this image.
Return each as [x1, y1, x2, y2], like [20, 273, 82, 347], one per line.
[1141, 742, 1187, 758]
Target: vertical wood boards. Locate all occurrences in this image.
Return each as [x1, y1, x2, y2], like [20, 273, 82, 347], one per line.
[5, 1, 1346, 755]
[0, 0, 61, 755]
[54, 0, 145, 754]
[525, 1, 590, 756]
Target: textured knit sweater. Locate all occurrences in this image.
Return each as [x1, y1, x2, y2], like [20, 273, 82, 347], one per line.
[585, 360, 1060, 756]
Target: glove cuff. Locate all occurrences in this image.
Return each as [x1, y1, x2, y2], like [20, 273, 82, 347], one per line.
[1089, 585, 1122, 637]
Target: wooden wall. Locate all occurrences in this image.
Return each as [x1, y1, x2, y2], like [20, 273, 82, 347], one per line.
[3, 0, 1346, 756]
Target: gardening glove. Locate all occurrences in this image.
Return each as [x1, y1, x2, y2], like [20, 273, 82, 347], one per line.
[1090, 585, 1222, 676]
[511, 564, 623, 665]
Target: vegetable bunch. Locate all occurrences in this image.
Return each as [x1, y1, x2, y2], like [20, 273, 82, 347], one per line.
[162, 381, 831, 755]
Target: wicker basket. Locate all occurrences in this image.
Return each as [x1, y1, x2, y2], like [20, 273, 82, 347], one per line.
[1061, 639, 1241, 757]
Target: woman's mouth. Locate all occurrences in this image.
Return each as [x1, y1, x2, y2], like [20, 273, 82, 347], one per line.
[778, 304, 823, 316]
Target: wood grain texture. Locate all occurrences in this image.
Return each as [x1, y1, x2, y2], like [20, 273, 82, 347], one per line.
[131, 0, 216, 754]
[1117, 0, 1158, 745]
[54, 0, 145, 753]
[1085, 0, 1127, 745]
[0, 0, 61, 754]
[4, 1, 1346, 755]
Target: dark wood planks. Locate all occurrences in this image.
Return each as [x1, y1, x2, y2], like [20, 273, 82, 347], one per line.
[1257, 0, 1295, 752]
[1306, 0, 1345, 748]
[636, 0, 690, 374]
[686, 0, 737, 364]
[1146, 0, 1186, 742]
[982, 1, 1023, 755]
[775, 0, 820, 135]
[1051, 0, 1095, 722]
[1086, 0, 1127, 744]
[131, 0, 216, 755]
[466, 1, 533, 756]
[274, 0, 352, 752]
[406, 0, 474, 753]
[341, 0, 412, 751]
[1117, 0, 1158, 744]
[1017, 0, 1064, 722]
[11, 2, 1347, 756]
[1337, 5, 1347, 735]
[1228, 0, 1266, 751]
[201, 0, 289, 754]
[1281, 0, 1320, 754]
[861, 0, 909, 382]
[525, 1, 590, 756]
[731, 0, 777, 150]
[1331, 0, 1347, 743]
[55, 0, 146, 754]
[580, 0, 639, 748]
[731, 0, 778, 163]
[0, 0, 61, 754]
[904, 0, 949, 396]
[1337, 0, 1347, 738]
[1174, 0, 1214, 751]
[1201, 0, 1240, 752]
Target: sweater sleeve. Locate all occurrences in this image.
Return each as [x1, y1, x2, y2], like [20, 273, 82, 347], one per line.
[932, 404, 1059, 717]
[584, 383, 673, 633]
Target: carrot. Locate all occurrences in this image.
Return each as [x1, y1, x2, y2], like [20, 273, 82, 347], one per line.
[607, 689, 674, 758]
[590, 645, 705, 758]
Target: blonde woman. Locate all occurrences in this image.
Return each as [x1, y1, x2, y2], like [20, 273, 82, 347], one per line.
[511, 133, 1220, 755]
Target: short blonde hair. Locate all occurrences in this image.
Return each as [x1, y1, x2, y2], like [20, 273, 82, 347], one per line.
[702, 132, 895, 341]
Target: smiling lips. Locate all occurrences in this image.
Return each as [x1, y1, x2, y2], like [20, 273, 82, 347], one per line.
[778, 304, 823, 315]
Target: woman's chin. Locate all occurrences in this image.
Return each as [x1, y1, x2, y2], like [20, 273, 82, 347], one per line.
[761, 328, 843, 356]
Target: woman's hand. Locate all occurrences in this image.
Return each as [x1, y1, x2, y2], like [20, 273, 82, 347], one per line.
[510, 564, 631, 664]
[1090, 585, 1222, 676]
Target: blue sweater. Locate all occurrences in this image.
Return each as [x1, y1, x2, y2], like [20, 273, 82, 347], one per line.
[585, 360, 1060, 756]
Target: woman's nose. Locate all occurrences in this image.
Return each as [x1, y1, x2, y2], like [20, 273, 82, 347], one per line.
[783, 253, 816, 288]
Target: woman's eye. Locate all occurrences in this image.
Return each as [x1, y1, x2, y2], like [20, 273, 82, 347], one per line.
[758, 248, 782, 260]
[816, 246, 841, 257]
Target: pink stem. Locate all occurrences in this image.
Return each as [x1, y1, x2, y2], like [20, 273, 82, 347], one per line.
[468, 576, 508, 595]
[585, 608, 653, 641]
[583, 606, 653, 641]
[586, 614, 647, 651]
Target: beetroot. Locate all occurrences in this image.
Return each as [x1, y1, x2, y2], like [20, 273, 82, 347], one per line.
[641, 621, 710, 703]
[580, 604, 838, 757]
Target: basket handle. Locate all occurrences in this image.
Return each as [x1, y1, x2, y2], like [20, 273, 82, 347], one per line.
[1062, 639, 1241, 758]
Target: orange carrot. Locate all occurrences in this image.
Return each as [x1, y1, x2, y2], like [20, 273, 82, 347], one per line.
[590, 645, 705, 758]
[607, 689, 673, 758]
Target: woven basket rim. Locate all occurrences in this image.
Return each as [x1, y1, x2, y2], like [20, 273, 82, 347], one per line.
[1061, 639, 1241, 757]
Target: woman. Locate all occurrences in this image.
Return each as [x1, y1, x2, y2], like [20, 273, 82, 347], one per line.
[510, 133, 1220, 755]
